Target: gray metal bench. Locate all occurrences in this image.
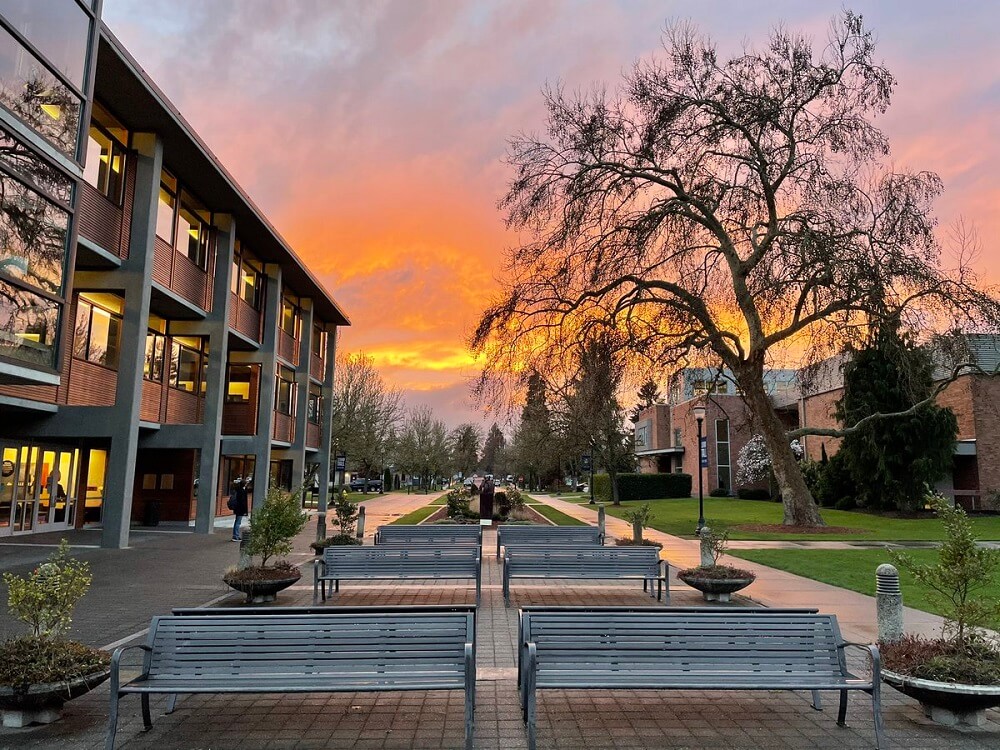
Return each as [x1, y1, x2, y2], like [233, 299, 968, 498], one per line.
[375, 523, 482, 546]
[496, 524, 602, 559]
[106, 610, 476, 750]
[315, 545, 482, 603]
[519, 608, 883, 750]
[502, 546, 666, 605]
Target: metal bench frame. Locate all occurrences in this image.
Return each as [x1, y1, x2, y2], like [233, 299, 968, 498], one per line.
[106, 610, 476, 750]
[502, 546, 668, 606]
[519, 608, 883, 750]
[315, 545, 482, 604]
[374, 523, 483, 545]
[496, 524, 603, 559]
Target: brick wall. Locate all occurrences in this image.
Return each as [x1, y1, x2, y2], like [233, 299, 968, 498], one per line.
[972, 376, 1000, 508]
[799, 387, 843, 461]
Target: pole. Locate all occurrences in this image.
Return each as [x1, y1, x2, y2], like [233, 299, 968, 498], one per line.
[696, 416, 705, 534]
[588, 455, 595, 505]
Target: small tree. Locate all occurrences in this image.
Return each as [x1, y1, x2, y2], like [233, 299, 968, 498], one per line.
[889, 492, 1000, 649]
[623, 503, 652, 543]
[247, 487, 308, 567]
[3, 540, 91, 640]
[331, 490, 359, 537]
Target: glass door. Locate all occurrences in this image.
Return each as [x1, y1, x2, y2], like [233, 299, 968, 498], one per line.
[36, 449, 77, 531]
[12, 446, 38, 533]
[0, 446, 16, 535]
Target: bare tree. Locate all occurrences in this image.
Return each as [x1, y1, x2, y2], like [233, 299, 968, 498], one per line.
[472, 12, 1000, 526]
[395, 405, 451, 490]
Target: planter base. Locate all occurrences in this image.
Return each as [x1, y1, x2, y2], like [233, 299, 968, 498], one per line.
[921, 703, 988, 727]
[2, 706, 61, 728]
[702, 591, 733, 602]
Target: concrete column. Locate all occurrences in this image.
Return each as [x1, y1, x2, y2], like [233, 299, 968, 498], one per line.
[101, 133, 162, 549]
[251, 264, 281, 508]
[875, 563, 903, 643]
[316, 325, 338, 514]
[193, 215, 234, 533]
[699, 527, 714, 567]
[290, 300, 314, 490]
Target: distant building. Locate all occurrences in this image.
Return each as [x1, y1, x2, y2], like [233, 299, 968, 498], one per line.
[0, 5, 349, 547]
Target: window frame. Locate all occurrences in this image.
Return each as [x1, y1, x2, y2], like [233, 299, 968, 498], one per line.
[83, 114, 128, 204]
[307, 384, 323, 424]
[143, 330, 166, 382]
[225, 363, 255, 404]
[280, 295, 299, 338]
[73, 294, 123, 370]
[274, 365, 296, 416]
[715, 418, 732, 491]
[168, 337, 207, 394]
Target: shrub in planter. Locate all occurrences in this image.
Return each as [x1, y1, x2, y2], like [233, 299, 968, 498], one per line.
[623, 502, 652, 543]
[310, 534, 362, 553]
[881, 492, 1000, 725]
[614, 537, 663, 548]
[224, 487, 307, 602]
[445, 487, 480, 521]
[0, 541, 110, 726]
[677, 528, 756, 602]
[312, 491, 361, 552]
[497, 486, 525, 518]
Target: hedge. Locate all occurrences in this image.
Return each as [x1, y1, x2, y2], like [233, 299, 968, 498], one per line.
[736, 487, 772, 501]
[592, 473, 693, 503]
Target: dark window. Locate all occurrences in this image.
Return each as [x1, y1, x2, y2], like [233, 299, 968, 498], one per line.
[73, 294, 122, 369]
[156, 170, 176, 243]
[275, 365, 295, 415]
[716, 419, 731, 491]
[143, 331, 165, 381]
[307, 385, 322, 424]
[0, 24, 83, 157]
[0, 172, 69, 296]
[226, 364, 253, 403]
[0, 0, 92, 88]
[311, 326, 325, 358]
[0, 276, 58, 367]
[83, 103, 127, 203]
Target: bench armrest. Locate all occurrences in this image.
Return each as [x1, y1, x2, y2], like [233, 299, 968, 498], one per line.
[838, 641, 881, 683]
[110, 644, 152, 695]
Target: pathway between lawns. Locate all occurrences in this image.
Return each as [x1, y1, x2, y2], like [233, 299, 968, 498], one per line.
[531, 493, 948, 642]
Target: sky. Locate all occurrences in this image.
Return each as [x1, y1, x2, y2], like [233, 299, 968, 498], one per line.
[102, 0, 1000, 429]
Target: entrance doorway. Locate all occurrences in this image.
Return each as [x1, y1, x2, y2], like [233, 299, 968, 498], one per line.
[0, 443, 80, 535]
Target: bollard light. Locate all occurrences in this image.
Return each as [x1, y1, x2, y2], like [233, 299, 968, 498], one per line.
[875, 563, 903, 643]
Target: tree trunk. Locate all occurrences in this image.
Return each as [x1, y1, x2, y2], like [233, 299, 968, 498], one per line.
[610, 471, 621, 506]
[742, 376, 825, 527]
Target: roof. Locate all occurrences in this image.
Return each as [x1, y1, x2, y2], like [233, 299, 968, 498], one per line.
[94, 24, 350, 327]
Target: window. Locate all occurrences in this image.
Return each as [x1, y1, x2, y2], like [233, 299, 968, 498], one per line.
[176, 190, 210, 268]
[156, 170, 176, 243]
[168, 336, 207, 393]
[307, 384, 322, 424]
[311, 326, 325, 358]
[0, 24, 84, 157]
[232, 244, 263, 309]
[0, 126, 73, 205]
[83, 103, 127, 203]
[0, 277, 58, 367]
[280, 295, 298, 337]
[226, 364, 254, 403]
[716, 419, 731, 492]
[0, 172, 70, 295]
[0, 0, 92, 88]
[73, 293, 122, 369]
[635, 424, 648, 448]
[143, 331, 165, 381]
[275, 365, 295, 415]
[673, 428, 682, 448]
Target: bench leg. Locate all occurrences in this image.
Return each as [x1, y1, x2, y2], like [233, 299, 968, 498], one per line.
[105, 692, 120, 750]
[465, 644, 475, 750]
[811, 690, 822, 711]
[643, 578, 648, 593]
[166, 694, 178, 714]
[837, 690, 848, 726]
[526, 683, 537, 750]
[871, 686, 885, 750]
[335, 579, 340, 594]
[141, 694, 153, 731]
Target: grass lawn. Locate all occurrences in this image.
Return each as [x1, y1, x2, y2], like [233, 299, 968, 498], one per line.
[729, 548, 1000, 627]
[589, 497, 1000, 541]
[529, 503, 588, 526]
[391, 505, 439, 525]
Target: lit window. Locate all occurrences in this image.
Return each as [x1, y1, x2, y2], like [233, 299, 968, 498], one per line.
[275, 365, 295, 415]
[156, 171, 176, 243]
[83, 103, 128, 203]
[73, 293, 123, 369]
[226, 364, 254, 403]
[177, 190, 210, 268]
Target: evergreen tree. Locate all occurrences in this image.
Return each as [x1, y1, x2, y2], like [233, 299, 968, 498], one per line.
[510, 372, 558, 489]
[449, 423, 482, 477]
[629, 379, 662, 422]
[480, 423, 506, 475]
[834, 323, 958, 512]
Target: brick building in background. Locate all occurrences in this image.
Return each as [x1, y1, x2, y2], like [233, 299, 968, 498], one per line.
[635, 339, 1000, 510]
[0, 3, 349, 548]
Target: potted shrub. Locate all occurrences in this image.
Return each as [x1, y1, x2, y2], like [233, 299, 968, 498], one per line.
[224, 487, 308, 603]
[311, 490, 362, 554]
[880, 492, 1000, 726]
[677, 527, 756, 602]
[0, 541, 110, 727]
[442, 486, 480, 524]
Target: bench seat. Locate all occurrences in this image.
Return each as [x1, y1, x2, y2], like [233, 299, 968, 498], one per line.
[496, 524, 602, 559]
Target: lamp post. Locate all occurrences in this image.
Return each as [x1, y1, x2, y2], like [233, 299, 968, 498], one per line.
[694, 404, 706, 534]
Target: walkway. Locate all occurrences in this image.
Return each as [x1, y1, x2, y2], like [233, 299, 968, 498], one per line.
[533, 494, 948, 642]
[3, 512, 997, 748]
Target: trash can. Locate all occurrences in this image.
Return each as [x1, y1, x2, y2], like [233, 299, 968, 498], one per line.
[143, 498, 160, 527]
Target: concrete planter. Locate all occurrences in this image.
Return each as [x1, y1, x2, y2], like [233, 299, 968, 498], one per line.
[677, 571, 755, 602]
[0, 668, 111, 727]
[223, 569, 301, 603]
[882, 669, 1000, 727]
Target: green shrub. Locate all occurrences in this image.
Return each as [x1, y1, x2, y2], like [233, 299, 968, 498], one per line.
[736, 488, 771, 501]
[445, 487, 480, 520]
[247, 487, 308, 567]
[331, 491, 359, 536]
[709, 487, 730, 497]
[3, 540, 91, 640]
[815, 451, 856, 508]
[496, 486, 525, 518]
[593, 473, 692, 502]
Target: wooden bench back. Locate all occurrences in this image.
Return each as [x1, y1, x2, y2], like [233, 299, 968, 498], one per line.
[323, 545, 480, 577]
[522, 610, 846, 680]
[376, 524, 482, 545]
[505, 545, 660, 577]
[146, 612, 474, 682]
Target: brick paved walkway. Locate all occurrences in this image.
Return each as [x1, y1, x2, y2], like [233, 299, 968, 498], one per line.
[2, 518, 997, 748]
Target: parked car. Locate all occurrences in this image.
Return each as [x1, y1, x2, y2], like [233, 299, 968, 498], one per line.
[348, 477, 382, 492]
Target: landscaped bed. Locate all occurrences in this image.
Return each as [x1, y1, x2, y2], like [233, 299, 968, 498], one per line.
[728, 548, 1000, 627]
[582, 497, 1000, 541]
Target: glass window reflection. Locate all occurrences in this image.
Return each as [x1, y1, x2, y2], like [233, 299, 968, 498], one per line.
[0, 173, 69, 296]
[0, 0, 91, 89]
[0, 277, 58, 367]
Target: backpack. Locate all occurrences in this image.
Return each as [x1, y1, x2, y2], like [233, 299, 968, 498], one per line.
[227, 491, 237, 511]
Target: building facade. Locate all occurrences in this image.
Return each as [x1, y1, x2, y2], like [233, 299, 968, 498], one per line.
[0, 3, 349, 547]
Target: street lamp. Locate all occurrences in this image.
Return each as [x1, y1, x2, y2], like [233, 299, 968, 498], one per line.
[693, 403, 707, 534]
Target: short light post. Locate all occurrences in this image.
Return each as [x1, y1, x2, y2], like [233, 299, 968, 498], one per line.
[582, 452, 595, 505]
[694, 404, 706, 534]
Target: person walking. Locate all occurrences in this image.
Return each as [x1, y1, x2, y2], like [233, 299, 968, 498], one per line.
[229, 477, 249, 541]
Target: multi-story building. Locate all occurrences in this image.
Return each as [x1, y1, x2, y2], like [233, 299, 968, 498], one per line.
[0, 3, 349, 547]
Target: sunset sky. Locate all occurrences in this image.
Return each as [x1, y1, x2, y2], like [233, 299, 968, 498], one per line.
[102, 0, 1000, 428]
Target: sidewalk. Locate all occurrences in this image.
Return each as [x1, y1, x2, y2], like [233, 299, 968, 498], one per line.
[533, 494, 949, 642]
